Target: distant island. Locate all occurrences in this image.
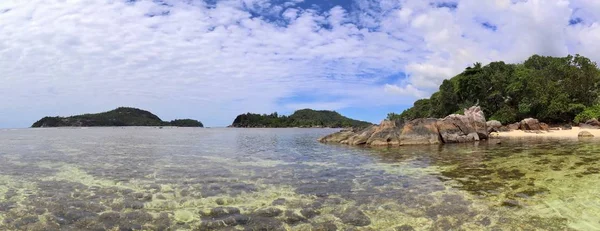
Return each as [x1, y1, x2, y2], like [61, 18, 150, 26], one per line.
[230, 109, 372, 128]
[31, 107, 203, 127]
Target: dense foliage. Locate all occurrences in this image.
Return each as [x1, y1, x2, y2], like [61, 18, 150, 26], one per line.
[32, 107, 203, 127]
[231, 109, 372, 128]
[388, 55, 600, 124]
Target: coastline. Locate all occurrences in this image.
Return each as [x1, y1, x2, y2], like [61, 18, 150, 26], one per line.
[494, 127, 600, 138]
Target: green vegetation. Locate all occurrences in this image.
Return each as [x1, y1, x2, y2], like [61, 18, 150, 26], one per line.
[169, 119, 204, 127]
[574, 105, 600, 124]
[31, 107, 203, 127]
[231, 109, 372, 128]
[388, 55, 600, 124]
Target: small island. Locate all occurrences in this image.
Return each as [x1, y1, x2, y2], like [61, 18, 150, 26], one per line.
[230, 109, 371, 128]
[31, 107, 203, 127]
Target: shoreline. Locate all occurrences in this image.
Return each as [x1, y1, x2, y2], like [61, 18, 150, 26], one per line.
[494, 127, 599, 138]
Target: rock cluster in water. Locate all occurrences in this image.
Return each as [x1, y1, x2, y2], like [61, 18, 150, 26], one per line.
[319, 106, 489, 146]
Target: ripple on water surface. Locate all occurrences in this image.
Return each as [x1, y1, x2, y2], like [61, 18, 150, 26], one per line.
[0, 128, 599, 230]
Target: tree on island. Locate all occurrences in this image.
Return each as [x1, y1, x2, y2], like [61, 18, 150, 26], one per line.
[32, 107, 204, 127]
[231, 109, 372, 128]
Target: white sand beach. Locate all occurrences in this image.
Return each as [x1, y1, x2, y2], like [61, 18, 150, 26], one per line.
[494, 127, 600, 138]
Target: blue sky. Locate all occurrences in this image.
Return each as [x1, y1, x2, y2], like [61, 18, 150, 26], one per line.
[1, 0, 600, 128]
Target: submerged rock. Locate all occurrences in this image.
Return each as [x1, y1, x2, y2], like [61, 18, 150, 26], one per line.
[252, 207, 282, 217]
[312, 221, 337, 231]
[243, 216, 285, 231]
[284, 210, 307, 224]
[200, 207, 240, 218]
[395, 225, 416, 231]
[336, 209, 371, 226]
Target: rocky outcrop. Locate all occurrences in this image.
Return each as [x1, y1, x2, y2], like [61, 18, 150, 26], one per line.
[366, 120, 402, 146]
[319, 106, 487, 146]
[318, 131, 355, 143]
[319, 122, 403, 146]
[400, 118, 442, 145]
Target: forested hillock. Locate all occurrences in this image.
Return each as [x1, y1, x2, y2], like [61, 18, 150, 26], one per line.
[388, 55, 600, 124]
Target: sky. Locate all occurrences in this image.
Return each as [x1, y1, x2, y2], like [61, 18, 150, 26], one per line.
[1, 0, 600, 128]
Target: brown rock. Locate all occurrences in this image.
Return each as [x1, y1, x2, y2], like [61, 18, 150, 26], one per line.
[463, 106, 488, 139]
[486, 120, 502, 133]
[519, 118, 542, 130]
[347, 125, 378, 145]
[318, 131, 355, 143]
[399, 118, 442, 145]
[366, 120, 402, 146]
[586, 119, 600, 126]
[579, 123, 600, 129]
[578, 131, 594, 138]
[436, 106, 488, 143]
[539, 122, 550, 131]
[507, 122, 520, 131]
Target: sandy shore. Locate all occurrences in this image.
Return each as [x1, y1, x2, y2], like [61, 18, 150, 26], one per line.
[494, 127, 600, 138]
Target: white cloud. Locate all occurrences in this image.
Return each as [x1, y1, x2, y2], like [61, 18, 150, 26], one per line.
[0, 0, 599, 127]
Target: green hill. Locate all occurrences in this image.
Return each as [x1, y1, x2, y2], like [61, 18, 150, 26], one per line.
[31, 107, 203, 127]
[388, 54, 600, 124]
[231, 109, 372, 128]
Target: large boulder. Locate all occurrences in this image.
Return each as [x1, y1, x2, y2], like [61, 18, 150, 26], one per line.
[586, 119, 600, 127]
[507, 122, 520, 131]
[519, 118, 544, 131]
[437, 116, 478, 143]
[578, 131, 594, 138]
[436, 106, 488, 143]
[579, 123, 600, 129]
[366, 120, 402, 146]
[464, 106, 488, 139]
[399, 118, 442, 145]
[486, 120, 502, 133]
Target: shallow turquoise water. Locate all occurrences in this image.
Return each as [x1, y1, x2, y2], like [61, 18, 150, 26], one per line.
[0, 127, 599, 230]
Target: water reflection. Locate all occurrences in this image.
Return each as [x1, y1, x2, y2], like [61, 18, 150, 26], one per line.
[0, 128, 598, 230]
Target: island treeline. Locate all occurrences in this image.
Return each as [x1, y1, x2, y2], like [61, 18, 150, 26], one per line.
[231, 109, 372, 128]
[32, 107, 203, 127]
[388, 54, 600, 124]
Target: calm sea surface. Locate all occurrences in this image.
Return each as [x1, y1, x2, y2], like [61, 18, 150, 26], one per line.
[0, 128, 599, 230]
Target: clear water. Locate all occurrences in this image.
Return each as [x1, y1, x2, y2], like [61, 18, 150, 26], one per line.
[0, 128, 599, 230]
